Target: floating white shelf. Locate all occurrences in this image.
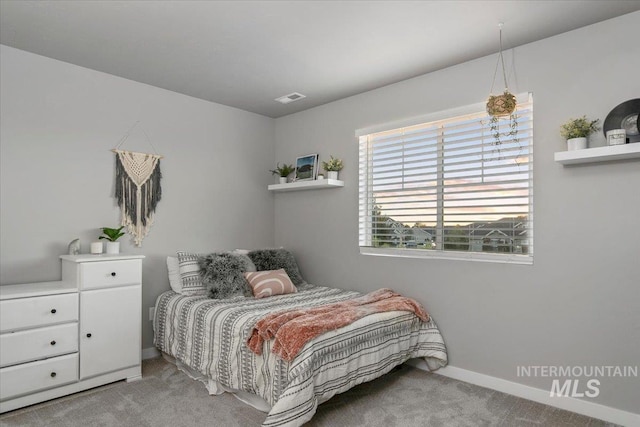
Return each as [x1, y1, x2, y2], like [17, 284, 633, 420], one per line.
[554, 143, 640, 165]
[268, 179, 344, 192]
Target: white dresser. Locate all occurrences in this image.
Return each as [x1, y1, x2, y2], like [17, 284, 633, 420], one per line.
[0, 254, 144, 413]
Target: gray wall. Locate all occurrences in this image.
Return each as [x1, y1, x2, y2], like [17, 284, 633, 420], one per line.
[0, 45, 275, 350]
[273, 12, 640, 413]
[1, 11, 639, 416]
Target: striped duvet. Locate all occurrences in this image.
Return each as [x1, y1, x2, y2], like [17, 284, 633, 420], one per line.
[153, 285, 447, 427]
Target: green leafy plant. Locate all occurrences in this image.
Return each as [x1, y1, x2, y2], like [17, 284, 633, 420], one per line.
[488, 114, 519, 148]
[560, 116, 600, 140]
[321, 155, 344, 172]
[269, 163, 295, 177]
[99, 226, 125, 242]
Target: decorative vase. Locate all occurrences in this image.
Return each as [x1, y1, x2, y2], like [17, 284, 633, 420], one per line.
[567, 137, 587, 151]
[327, 171, 339, 180]
[90, 241, 103, 254]
[105, 241, 120, 255]
[606, 129, 626, 146]
[279, 177, 287, 184]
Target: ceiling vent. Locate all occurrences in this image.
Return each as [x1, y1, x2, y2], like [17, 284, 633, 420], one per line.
[275, 92, 306, 104]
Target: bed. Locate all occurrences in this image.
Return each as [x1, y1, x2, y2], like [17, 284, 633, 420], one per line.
[153, 281, 448, 427]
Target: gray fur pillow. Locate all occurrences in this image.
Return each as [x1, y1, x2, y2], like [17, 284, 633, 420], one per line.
[247, 248, 306, 286]
[198, 252, 254, 299]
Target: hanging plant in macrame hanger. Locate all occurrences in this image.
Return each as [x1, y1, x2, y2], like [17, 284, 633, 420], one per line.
[486, 23, 518, 147]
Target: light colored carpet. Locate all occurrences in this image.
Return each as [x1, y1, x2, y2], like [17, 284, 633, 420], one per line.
[0, 357, 617, 427]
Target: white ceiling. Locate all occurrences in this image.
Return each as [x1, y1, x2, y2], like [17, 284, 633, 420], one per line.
[1, 1, 639, 118]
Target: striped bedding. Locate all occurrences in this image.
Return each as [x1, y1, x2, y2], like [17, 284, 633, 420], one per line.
[153, 285, 447, 427]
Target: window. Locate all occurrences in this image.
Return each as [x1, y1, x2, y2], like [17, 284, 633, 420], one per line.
[358, 94, 533, 264]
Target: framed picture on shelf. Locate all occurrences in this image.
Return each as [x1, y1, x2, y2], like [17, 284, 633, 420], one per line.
[294, 153, 318, 181]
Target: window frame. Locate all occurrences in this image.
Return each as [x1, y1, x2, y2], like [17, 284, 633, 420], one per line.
[356, 93, 533, 265]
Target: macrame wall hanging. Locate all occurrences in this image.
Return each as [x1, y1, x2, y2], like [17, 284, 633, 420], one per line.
[112, 121, 163, 246]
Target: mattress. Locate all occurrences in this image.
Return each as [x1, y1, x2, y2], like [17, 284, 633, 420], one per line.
[153, 285, 447, 427]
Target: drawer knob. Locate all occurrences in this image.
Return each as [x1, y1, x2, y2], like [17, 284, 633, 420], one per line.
[51, 309, 57, 314]
[111, 272, 117, 277]
[50, 372, 57, 378]
[50, 340, 56, 346]
[86, 333, 92, 338]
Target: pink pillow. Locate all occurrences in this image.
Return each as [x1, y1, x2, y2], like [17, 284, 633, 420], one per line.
[244, 269, 297, 299]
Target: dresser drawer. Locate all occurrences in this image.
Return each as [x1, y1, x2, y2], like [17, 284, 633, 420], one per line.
[0, 293, 78, 333]
[79, 260, 141, 289]
[1, 323, 78, 368]
[0, 353, 78, 401]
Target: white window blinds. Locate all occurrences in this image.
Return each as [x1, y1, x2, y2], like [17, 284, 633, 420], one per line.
[358, 94, 533, 262]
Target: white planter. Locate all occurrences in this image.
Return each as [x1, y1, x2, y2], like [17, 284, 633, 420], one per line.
[327, 171, 339, 180]
[567, 137, 587, 151]
[90, 241, 103, 254]
[105, 241, 120, 254]
[279, 177, 287, 184]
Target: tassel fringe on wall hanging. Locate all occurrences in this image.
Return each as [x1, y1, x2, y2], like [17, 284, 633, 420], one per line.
[112, 122, 163, 246]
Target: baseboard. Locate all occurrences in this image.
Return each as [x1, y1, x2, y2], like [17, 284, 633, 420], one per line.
[142, 347, 161, 360]
[406, 359, 639, 427]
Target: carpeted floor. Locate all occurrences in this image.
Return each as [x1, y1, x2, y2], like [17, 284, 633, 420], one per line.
[0, 357, 617, 427]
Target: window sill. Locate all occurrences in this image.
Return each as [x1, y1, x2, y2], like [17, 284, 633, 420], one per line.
[359, 247, 533, 265]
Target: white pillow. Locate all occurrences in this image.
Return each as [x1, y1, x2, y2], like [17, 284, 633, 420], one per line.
[166, 256, 182, 293]
[176, 251, 210, 296]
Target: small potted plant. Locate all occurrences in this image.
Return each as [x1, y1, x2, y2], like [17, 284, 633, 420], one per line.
[321, 155, 344, 180]
[270, 163, 295, 184]
[100, 226, 125, 254]
[486, 90, 516, 118]
[560, 116, 600, 151]
[486, 91, 519, 147]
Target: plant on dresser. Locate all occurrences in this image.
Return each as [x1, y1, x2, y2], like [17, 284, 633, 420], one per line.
[99, 226, 125, 255]
[0, 254, 144, 413]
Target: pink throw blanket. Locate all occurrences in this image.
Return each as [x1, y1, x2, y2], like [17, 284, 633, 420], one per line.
[247, 288, 430, 362]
